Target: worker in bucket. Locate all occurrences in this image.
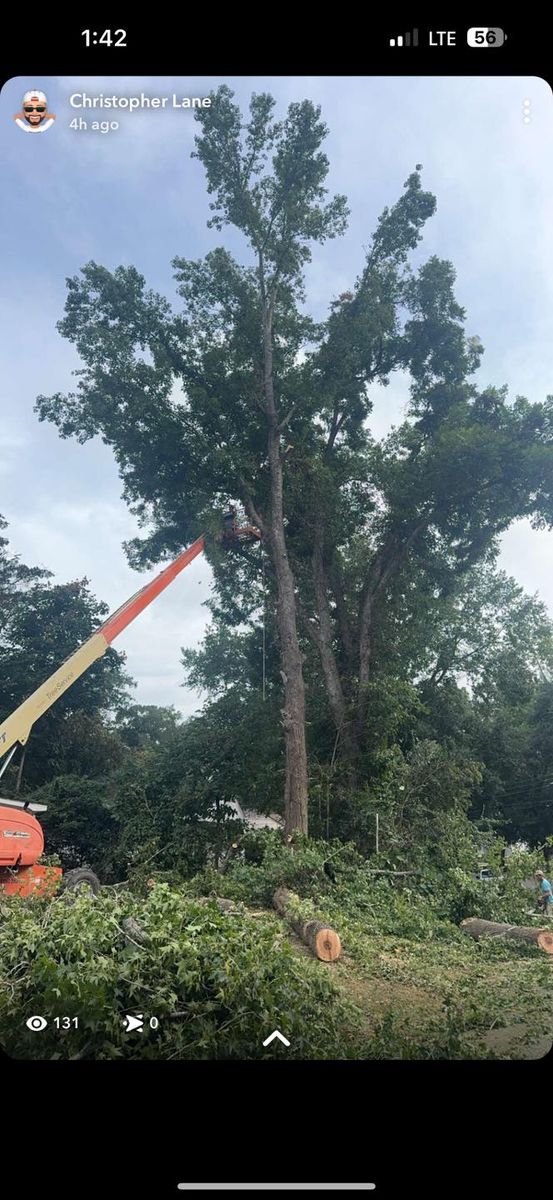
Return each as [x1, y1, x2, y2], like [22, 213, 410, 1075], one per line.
[223, 506, 237, 539]
[534, 871, 553, 918]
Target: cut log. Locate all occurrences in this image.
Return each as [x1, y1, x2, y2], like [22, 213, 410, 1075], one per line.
[196, 895, 242, 914]
[120, 916, 152, 948]
[273, 887, 342, 961]
[461, 917, 553, 954]
[213, 896, 241, 914]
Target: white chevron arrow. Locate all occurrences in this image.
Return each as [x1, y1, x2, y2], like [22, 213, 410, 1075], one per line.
[262, 1029, 290, 1047]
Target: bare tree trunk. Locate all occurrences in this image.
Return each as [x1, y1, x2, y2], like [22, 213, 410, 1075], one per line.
[355, 584, 373, 742]
[263, 298, 309, 835]
[311, 533, 360, 772]
[354, 524, 426, 742]
[312, 532, 348, 733]
[328, 555, 356, 677]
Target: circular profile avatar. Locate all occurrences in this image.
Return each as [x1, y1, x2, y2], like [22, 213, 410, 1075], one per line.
[14, 89, 56, 134]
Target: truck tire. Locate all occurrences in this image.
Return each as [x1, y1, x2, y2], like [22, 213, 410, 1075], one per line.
[60, 868, 101, 896]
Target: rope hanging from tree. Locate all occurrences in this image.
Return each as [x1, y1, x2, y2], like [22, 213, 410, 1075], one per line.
[262, 547, 266, 701]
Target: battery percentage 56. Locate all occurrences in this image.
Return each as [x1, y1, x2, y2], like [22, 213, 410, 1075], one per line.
[467, 28, 506, 47]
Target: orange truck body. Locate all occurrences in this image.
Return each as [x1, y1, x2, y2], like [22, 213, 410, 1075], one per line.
[0, 801, 62, 894]
[0, 864, 62, 897]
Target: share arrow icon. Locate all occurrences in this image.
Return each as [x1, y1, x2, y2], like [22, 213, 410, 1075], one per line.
[262, 1029, 290, 1047]
[123, 1014, 144, 1033]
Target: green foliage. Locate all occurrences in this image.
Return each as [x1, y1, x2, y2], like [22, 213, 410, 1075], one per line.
[190, 831, 358, 906]
[193, 87, 349, 281]
[309, 739, 483, 856]
[0, 885, 352, 1060]
[36, 775, 124, 880]
[1, 826, 549, 1061]
[477, 679, 553, 844]
[202, 829, 551, 1058]
[116, 704, 182, 749]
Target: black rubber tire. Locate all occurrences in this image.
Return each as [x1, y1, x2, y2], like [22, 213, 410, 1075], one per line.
[59, 868, 101, 896]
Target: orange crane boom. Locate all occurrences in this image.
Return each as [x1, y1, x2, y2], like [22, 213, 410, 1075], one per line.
[0, 536, 205, 771]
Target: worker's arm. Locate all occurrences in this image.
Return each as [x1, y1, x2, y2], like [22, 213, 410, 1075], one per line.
[0, 536, 205, 762]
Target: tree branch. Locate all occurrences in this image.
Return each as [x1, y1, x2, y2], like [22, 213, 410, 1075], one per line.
[356, 519, 428, 722]
[296, 598, 323, 648]
[311, 529, 348, 731]
[278, 405, 296, 432]
[363, 519, 428, 608]
[326, 405, 349, 456]
[328, 555, 355, 668]
[257, 250, 267, 306]
[238, 478, 267, 537]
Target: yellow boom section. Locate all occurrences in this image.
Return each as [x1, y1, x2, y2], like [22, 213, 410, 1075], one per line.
[0, 632, 108, 755]
[0, 535, 205, 763]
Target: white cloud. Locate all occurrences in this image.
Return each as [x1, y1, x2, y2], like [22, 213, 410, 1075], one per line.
[499, 521, 553, 613]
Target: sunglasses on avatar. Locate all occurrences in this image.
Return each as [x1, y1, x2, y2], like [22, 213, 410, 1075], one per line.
[24, 105, 46, 113]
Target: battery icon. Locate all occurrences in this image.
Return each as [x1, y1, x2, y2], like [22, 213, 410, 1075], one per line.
[467, 28, 506, 47]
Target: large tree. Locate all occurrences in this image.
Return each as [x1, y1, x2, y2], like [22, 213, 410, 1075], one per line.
[36, 88, 349, 833]
[35, 87, 553, 830]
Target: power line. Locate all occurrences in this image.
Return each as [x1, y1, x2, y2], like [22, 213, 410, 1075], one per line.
[477, 794, 553, 809]
[476, 779, 553, 800]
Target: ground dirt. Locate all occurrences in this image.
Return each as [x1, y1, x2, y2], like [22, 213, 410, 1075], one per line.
[274, 913, 552, 1059]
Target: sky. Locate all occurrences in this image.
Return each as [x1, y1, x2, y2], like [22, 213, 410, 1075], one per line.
[0, 75, 552, 717]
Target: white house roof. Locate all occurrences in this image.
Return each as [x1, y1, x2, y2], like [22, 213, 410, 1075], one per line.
[242, 808, 284, 831]
[196, 800, 284, 830]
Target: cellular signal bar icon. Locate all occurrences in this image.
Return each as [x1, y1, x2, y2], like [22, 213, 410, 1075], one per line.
[390, 29, 419, 47]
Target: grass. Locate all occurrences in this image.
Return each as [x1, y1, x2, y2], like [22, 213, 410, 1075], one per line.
[224, 879, 553, 1059]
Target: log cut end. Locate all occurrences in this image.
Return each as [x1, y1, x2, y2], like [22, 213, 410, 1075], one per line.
[310, 924, 342, 962]
[536, 929, 553, 955]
